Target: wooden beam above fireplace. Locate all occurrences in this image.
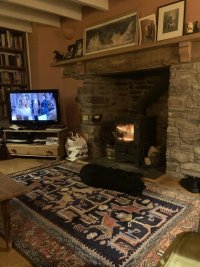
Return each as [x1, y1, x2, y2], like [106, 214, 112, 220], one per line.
[51, 32, 200, 78]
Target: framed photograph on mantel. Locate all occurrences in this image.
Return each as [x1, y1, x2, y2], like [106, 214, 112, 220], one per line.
[139, 14, 156, 44]
[157, 0, 185, 41]
[73, 39, 83, 58]
[66, 43, 76, 59]
[84, 12, 138, 55]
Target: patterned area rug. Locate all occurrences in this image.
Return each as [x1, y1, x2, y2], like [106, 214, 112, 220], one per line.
[10, 160, 200, 267]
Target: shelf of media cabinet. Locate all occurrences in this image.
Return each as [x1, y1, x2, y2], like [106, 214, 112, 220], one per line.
[3, 128, 68, 133]
[3, 127, 68, 159]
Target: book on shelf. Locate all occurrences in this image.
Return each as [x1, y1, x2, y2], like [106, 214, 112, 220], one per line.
[0, 53, 23, 67]
[0, 29, 23, 50]
[0, 70, 25, 84]
[0, 33, 6, 47]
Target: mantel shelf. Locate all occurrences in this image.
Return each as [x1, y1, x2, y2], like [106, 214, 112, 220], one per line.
[50, 32, 200, 67]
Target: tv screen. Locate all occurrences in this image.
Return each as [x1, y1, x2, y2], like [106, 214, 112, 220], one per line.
[7, 89, 61, 128]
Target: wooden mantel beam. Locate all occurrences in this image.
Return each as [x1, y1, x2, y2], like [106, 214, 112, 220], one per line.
[179, 41, 192, 63]
[52, 33, 200, 69]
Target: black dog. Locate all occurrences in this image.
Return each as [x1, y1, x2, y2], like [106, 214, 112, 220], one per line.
[79, 164, 145, 196]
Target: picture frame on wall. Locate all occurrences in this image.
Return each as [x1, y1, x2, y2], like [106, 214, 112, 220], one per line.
[73, 39, 83, 58]
[84, 12, 138, 55]
[157, 0, 185, 41]
[139, 14, 156, 44]
[66, 43, 76, 59]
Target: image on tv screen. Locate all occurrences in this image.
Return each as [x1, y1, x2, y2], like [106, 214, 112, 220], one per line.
[9, 91, 58, 122]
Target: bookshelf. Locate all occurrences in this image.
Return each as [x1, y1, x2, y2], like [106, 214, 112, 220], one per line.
[0, 27, 30, 121]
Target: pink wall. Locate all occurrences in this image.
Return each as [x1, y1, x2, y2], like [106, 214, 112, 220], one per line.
[28, 0, 200, 130]
[28, 24, 82, 130]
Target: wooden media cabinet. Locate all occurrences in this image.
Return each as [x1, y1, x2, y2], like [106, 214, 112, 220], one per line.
[3, 127, 68, 160]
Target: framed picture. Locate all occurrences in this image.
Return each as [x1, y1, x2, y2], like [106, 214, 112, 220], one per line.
[73, 39, 83, 58]
[84, 12, 138, 55]
[66, 43, 76, 59]
[157, 0, 185, 41]
[139, 14, 156, 44]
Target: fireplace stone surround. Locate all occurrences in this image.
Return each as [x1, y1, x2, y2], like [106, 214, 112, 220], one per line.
[76, 68, 169, 167]
[57, 34, 200, 178]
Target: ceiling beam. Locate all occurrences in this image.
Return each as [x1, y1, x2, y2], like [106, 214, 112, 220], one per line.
[1, 0, 82, 21]
[68, 0, 109, 11]
[0, 15, 32, 32]
[0, 2, 60, 27]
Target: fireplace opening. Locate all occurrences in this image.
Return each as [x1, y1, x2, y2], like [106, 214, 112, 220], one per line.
[77, 66, 169, 174]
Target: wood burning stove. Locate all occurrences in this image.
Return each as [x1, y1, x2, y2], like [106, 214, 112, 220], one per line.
[114, 116, 156, 165]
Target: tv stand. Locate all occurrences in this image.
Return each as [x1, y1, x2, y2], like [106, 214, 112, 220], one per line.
[3, 127, 68, 160]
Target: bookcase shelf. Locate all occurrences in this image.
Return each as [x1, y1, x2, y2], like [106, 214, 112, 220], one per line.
[0, 27, 30, 121]
[0, 66, 26, 71]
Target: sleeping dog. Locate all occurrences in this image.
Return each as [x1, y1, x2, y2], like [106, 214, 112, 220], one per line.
[80, 164, 145, 196]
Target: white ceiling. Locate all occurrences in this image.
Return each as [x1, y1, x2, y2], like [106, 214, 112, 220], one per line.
[0, 0, 109, 32]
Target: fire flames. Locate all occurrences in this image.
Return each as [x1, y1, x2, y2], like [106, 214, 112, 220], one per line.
[116, 124, 134, 142]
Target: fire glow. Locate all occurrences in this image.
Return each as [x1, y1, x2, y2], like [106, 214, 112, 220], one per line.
[116, 124, 134, 142]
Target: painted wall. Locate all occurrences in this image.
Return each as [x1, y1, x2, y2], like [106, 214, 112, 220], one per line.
[28, 0, 200, 131]
[28, 24, 82, 130]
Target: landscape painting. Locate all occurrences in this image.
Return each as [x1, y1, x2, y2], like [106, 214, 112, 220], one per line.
[84, 12, 137, 55]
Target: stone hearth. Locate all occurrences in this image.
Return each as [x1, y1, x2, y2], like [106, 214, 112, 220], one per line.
[58, 34, 200, 178]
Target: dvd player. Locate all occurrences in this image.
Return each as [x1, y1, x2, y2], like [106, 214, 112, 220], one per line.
[6, 138, 33, 143]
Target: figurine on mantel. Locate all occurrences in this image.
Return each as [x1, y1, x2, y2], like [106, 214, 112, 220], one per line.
[53, 50, 64, 62]
[186, 22, 194, 34]
[193, 21, 200, 33]
[186, 21, 200, 34]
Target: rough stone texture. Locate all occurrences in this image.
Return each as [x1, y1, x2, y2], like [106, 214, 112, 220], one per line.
[167, 62, 200, 177]
[77, 62, 200, 179]
[76, 69, 169, 166]
[75, 62, 200, 178]
[61, 37, 200, 178]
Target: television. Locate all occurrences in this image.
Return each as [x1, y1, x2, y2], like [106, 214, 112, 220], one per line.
[7, 89, 61, 129]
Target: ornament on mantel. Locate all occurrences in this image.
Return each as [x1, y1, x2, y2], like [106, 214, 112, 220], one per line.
[53, 50, 64, 62]
[186, 21, 200, 34]
[193, 21, 200, 33]
[186, 21, 194, 34]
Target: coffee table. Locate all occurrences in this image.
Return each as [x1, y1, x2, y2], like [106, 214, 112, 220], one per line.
[0, 172, 29, 250]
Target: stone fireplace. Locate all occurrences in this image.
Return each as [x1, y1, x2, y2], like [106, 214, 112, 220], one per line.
[59, 35, 200, 178]
[76, 68, 169, 166]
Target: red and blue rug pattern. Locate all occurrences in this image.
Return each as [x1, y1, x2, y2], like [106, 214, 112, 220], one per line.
[11, 161, 200, 267]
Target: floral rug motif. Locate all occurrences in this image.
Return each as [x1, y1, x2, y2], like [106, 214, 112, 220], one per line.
[10, 160, 200, 267]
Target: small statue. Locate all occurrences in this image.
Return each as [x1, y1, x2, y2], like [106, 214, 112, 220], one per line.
[186, 22, 193, 34]
[53, 50, 63, 62]
[193, 21, 200, 33]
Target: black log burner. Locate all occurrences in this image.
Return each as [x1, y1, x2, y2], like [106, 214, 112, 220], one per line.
[114, 116, 156, 165]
